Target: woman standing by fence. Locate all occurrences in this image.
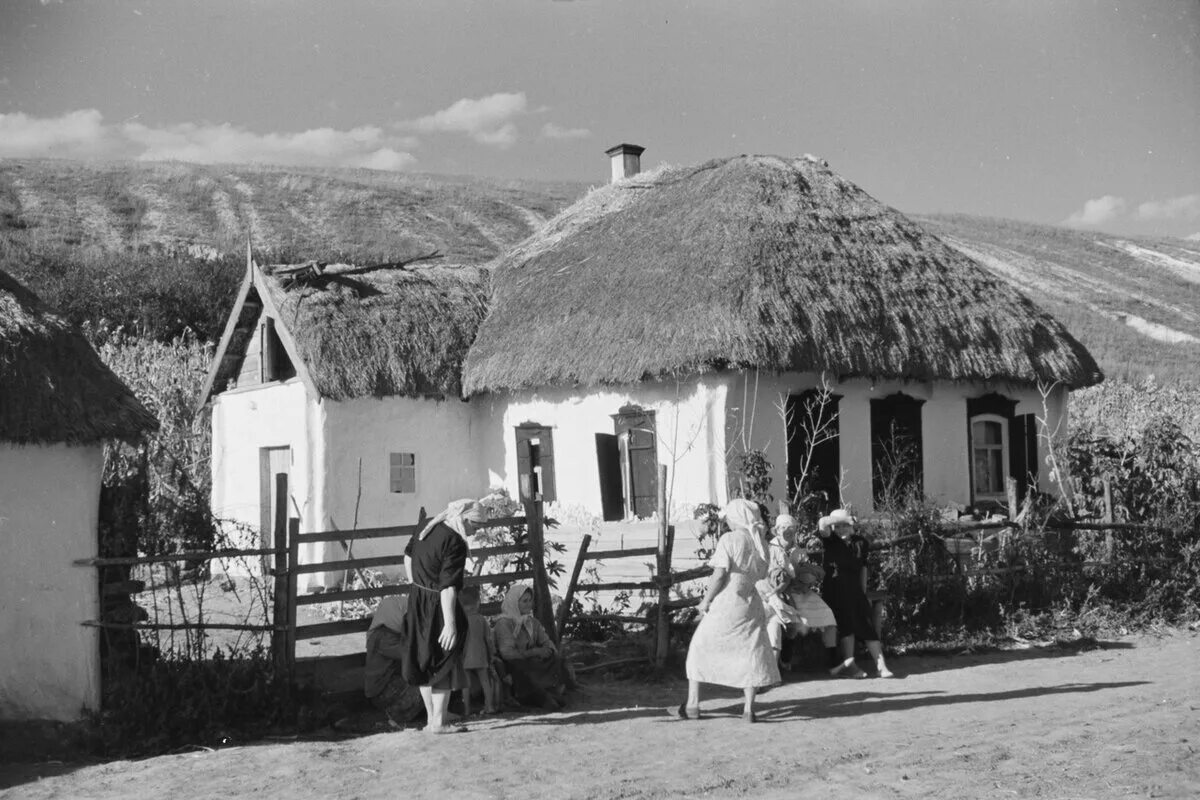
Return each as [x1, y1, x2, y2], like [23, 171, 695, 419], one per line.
[401, 498, 487, 733]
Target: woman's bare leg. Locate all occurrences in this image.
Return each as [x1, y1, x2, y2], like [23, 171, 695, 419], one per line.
[865, 639, 893, 677]
[742, 687, 757, 722]
[686, 679, 701, 710]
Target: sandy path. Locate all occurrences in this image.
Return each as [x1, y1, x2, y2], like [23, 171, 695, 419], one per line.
[4, 631, 1198, 800]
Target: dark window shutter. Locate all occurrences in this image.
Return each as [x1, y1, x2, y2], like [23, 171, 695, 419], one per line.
[595, 433, 624, 521]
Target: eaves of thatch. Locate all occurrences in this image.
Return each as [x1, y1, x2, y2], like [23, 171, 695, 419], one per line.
[199, 255, 491, 405]
[462, 154, 1103, 394]
[0, 269, 157, 446]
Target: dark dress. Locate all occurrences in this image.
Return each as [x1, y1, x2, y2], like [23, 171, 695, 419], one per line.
[400, 522, 469, 689]
[820, 533, 879, 641]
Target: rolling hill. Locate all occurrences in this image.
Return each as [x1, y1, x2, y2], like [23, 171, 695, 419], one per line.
[2, 158, 1198, 382]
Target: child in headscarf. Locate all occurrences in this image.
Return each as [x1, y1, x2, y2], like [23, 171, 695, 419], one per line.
[493, 583, 567, 710]
[364, 594, 425, 728]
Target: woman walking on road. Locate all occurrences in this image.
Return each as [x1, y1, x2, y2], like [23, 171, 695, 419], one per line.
[674, 498, 780, 722]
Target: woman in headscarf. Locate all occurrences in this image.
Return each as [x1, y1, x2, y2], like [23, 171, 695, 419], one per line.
[363, 594, 424, 728]
[674, 498, 780, 723]
[493, 583, 568, 710]
[401, 498, 488, 733]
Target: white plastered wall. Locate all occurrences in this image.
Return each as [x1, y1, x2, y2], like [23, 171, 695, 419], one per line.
[317, 395, 488, 575]
[0, 443, 102, 721]
[209, 378, 325, 572]
[477, 375, 732, 519]
[727, 371, 1072, 515]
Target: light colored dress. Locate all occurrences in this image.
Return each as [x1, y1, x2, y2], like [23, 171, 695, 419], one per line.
[759, 542, 837, 630]
[685, 528, 781, 689]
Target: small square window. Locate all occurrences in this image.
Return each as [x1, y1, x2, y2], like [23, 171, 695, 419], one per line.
[389, 452, 416, 494]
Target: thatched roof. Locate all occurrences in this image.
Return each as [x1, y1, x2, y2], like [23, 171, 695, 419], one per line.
[463, 154, 1102, 393]
[0, 269, 157, 445]
[256, 262, 490, 401]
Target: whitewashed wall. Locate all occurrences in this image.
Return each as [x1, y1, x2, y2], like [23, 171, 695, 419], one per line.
[209, 378, 325, 572]
[317, 395, 488, 574]
[728, 371, 1072, 515]
[477, 375, 733, 520]
[0, 443, 102, 721]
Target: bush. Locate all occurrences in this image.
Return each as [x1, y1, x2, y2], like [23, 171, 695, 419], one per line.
[90, 648, 297, 756]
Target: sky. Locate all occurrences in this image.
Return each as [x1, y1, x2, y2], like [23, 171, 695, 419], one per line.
[1, 0, 1198, 239]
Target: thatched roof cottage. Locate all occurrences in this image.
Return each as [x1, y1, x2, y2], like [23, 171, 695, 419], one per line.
[204, 146, 1099, 581]
[200, 253, 491, 579]
[0, 269, 156, 721]
[464, 148, 1100, 520]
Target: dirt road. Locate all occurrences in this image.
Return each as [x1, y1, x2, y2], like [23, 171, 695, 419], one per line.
[4, 630, 1198, 799]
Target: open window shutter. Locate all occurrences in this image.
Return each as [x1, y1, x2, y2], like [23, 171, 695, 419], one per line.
[595, 433, 624, 522]
[516, 432, 533, 502]
[1022, 413, 1038, 491]
[537, 428, 557, 503]
[1009, 414, 1029, 502]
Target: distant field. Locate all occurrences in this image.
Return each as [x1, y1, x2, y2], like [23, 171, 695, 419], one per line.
[3, 158, 1198, 381]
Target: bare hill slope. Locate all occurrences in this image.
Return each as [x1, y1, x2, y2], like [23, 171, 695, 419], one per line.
[2, 159, 1197, 380]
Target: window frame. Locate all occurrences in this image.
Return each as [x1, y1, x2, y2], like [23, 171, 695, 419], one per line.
[969, 413, 1010, 505]
[388, 451, 418, 495]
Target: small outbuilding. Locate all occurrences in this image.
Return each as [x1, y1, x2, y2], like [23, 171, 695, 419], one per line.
[0, 269, 156, 721]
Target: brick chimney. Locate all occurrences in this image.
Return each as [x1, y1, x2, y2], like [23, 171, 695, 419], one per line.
[605, 143, 645, 183]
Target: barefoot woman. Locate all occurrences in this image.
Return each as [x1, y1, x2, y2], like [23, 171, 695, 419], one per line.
[675, 498, 780, 722]
[401, 498, 487, 732]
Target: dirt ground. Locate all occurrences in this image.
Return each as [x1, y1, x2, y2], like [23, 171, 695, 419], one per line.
[3, 629, 1198, 800]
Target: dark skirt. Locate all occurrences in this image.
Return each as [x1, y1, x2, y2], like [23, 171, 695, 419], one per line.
[504, 653, 567, 707]
[400, 584, 468, 689]
[822, 578, 879, 641]
[370, 674, 425, 724]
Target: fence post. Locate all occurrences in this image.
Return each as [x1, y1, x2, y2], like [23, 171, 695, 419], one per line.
[1102, 474, 1114, 562]
[655, 464, 670, 668]
[270, 474, 289, 673]
[556, 533, 592, 640]
[286, 517, 300, 681]
[524, 499, 557, 643]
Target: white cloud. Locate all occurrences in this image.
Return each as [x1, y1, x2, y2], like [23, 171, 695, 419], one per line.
[407, 92, 527, 148]
[541, 122, 591, 140]
[1063, 195, 1126, 227]
[0, 110, 418, 171]
[1137, 194, 1200, 222]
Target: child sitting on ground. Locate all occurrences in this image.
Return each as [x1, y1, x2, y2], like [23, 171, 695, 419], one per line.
[459, 585, 500, 716]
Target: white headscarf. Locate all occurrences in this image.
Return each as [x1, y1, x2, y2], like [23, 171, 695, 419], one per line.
[418, 498, 488, 544]
[500, 583, 536, 641]
[720, 498, 769, 563]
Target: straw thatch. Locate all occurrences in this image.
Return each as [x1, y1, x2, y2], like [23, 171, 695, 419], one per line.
[0, 269, 157, 445]
[463, 154, 1102, 393]
[260, 263, 490, 400]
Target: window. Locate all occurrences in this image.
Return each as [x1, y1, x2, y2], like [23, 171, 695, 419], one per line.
[970, 415, 1009, 504]
[785, 390, 842, 511]
[870, 393, 925, 505]
[262, 317, 296, 383]
[389, 452, 417, 494]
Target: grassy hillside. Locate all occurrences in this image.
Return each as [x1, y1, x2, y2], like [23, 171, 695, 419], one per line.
[0, 158, 588, 264]
[2, 158, 1198, 382]
[915, 214, 1200, 383]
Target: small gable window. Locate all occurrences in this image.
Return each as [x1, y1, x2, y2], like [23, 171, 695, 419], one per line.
[389, 452, 417, 494]
[262, 317, 297, 383]
[970, 415, 1009, 504]
[515, 424, 556, 503]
